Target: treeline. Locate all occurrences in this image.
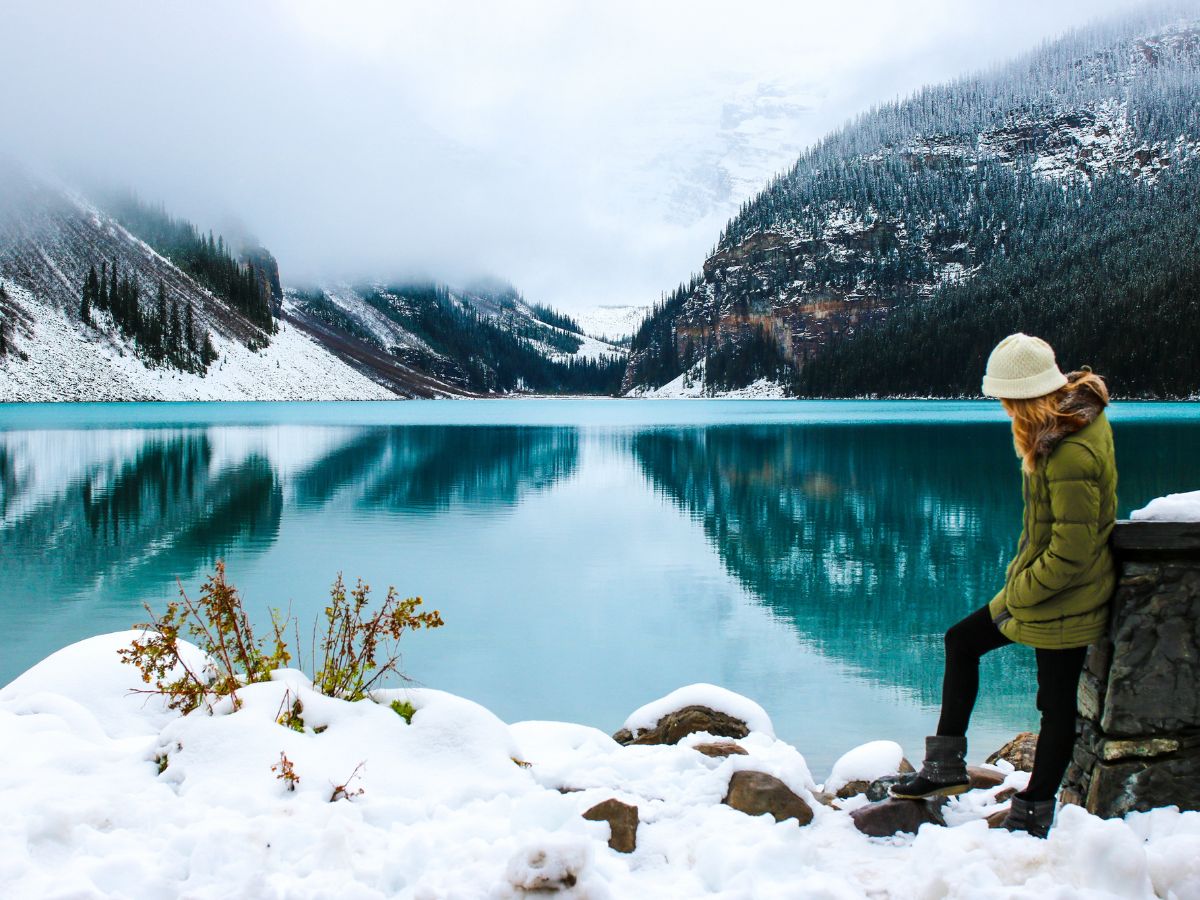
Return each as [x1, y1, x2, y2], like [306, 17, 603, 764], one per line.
[361, 284, 625, 394]
[529, 303, 582, 335]
[627, 276, 700, 387]
[703, 326, 794, 394]
[797, 166, 1200, 398]
[107, 194, 274, 332]
[721, 7, 1200, 249]
[0, 284, 11, 357]
[80, 263, 218, 373]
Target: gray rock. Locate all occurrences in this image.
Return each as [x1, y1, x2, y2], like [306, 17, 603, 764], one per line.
[865, 777, 901, 802]
[1102, 561, 1200, 737]
[1086, 747, 1200, 816]
[723, 770, 814, 825]
[840, 758, 915, 800]
[582, 798, 639, 853]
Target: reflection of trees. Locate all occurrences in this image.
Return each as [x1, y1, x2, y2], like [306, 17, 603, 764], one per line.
[292, 426, 580, 511]
[635, 424, 1029, 705]
[1, 434, 281, 604]
[0, 444, 19, 519]
[634, 421, 1200, 707]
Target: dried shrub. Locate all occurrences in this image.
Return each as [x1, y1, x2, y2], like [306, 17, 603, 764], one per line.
[119, 561, 290, 714]
[119, 561, 442, 715]
[273, 751, 300, 791]
[330, 761, 365, 802]
[313, 574, 443, 702]
[277, 692, 305, 732]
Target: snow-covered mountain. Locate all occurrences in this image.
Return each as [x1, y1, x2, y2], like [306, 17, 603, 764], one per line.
[284, 281, 625, 396]
[570, 304, 651, 342]
[623, 10, 1200, 399]
[0, 173, 622, 401]
[0, 172, 404, 401]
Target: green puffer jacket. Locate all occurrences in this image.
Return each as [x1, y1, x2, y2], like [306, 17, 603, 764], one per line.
[987, 392, 1118, 649]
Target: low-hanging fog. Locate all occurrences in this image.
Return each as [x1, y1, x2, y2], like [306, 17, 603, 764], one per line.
[0, 0, 1159, 310]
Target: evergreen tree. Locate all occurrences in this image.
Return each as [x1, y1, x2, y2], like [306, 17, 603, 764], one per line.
[98, 261, 109, 312]
[169, 294, 182, 360]
[185, 299, 196, 353]
[153, 280, 168, 360]
[80, 265, 97, 324]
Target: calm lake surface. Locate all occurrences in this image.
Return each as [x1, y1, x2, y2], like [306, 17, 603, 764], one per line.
[3, 399, 1199, 774]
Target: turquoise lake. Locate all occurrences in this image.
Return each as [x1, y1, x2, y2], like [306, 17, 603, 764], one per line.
[2, 399, 1198, 774]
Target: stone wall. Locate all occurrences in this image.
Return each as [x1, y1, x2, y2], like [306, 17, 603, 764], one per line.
[1063, 521, 1200, 816]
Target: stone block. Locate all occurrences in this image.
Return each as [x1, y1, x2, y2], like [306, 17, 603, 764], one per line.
[1102, 568, 1200, 735]
[1086, 748, 1200, 817]
[1099, 737, 1181, 762]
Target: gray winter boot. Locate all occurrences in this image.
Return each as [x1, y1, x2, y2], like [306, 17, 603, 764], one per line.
[889, 735, 970, 800]
[1002, 795, 1056, 838]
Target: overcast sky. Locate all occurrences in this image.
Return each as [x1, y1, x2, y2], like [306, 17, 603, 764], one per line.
[0, 0, 1167, 310]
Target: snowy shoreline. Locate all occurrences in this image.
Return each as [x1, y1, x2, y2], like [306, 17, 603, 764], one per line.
[2, 632, 1198, 898]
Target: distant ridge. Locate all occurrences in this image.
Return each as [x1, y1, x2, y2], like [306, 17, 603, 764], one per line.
[624, 5, 1200, 398]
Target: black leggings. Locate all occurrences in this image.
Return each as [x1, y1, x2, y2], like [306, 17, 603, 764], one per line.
[935, 605, 1087, 802]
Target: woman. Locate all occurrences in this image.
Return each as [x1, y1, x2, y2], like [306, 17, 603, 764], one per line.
[890, 333, 1117, 838]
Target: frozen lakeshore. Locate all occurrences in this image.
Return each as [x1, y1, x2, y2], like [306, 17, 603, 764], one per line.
[2, 633, 1199, 898]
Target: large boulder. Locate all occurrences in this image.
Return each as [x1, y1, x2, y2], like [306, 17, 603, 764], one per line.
[723, 770, 814, 825]
[850, 798, 946, 837]
[582, 798, 639, 853]
[613, 705, 750, 746]
[986, 733, 1039, 771]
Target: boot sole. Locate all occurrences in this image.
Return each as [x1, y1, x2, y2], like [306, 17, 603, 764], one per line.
[888, 783, 970, 801]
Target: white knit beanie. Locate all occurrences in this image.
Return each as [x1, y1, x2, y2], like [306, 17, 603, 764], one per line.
[981, 333, 1068, 399]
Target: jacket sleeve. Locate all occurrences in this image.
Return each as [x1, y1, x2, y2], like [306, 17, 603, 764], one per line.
[1005, 441, 1101, 610]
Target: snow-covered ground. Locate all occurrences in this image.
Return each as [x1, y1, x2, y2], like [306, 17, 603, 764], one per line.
[0, 281, 395, 401]
[537, 327, 626, 364]
[571, 305, 650, 342]
[1132, 490, 1200, 522]
[3, 632, 1198, 898]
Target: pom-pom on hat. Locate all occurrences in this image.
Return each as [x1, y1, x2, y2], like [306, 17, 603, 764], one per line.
[981, 333, 1068, 399]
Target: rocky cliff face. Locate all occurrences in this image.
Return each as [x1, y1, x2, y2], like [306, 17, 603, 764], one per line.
[623, 15, 1200, 396]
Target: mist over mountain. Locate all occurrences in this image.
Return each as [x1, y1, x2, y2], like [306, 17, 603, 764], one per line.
[0, 0, 1153, 312]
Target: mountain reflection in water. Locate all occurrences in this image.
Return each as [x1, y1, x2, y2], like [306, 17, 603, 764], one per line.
[2, 407, 1198, 771]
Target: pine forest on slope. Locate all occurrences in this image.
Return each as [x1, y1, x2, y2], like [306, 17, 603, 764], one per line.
[624, 6, 1200, 398]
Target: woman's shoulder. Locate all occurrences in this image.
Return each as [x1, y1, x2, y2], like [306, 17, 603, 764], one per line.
[1047, 412, 1111, 478]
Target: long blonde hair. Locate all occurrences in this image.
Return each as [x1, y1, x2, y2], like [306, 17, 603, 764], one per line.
[1001, 370, 1109, 473]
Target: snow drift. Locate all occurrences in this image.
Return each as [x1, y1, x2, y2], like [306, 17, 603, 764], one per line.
[2, 632, 1199, 898]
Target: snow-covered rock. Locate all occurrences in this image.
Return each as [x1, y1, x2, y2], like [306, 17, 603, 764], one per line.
[825, 740, 907, 794]
[622, 682, 774, 737]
